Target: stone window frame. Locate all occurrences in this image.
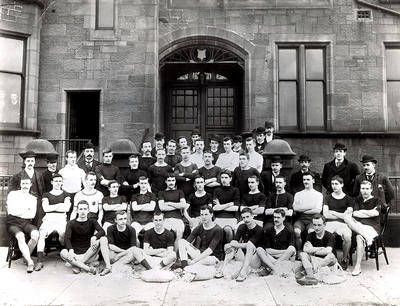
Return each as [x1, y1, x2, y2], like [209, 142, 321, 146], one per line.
[384, 44, 400, 131]
[89, 0, 119, 41]
[276, 42, 328, 133]
[0, 32, 27, 129]
[95, 0, 115, 30]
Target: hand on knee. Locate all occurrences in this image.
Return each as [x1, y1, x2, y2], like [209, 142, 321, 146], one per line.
[31, 230, 40, 241]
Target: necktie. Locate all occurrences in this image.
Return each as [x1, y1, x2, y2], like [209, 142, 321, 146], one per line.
[336, 162, 341, 168]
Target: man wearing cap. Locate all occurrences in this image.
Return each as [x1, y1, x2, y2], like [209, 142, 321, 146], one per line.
[245, 137, 263, 173]
[77, 142, 101, 174]
[353, 155, 394, 205]
[254, 127, 267, 153]
[261, 156, 284, 196]
[9, 151, 45, 226]
[232, 135, 245, 155]
[120, 153, 147, 200]
[216, 137, 240, 172]
[139, 140, 156, 173]
[208, 134, 222, 162]
[289, 155, 322, 195]
[95, 148, 123, 196]
[322, 143, 360, 196]
[190, 138, 205, 168]
[264, 121, 280, 144]
[41, 153, 59, 193]
[151, 133, 165, 157]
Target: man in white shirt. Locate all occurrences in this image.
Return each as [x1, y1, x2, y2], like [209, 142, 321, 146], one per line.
[216, 137, 239, 172]
[59, 150, 85, 197]
[190, 138, 205, 168]
[6, 175, 39, 273]
[293, 172, 323, 250]
[245, 137, 263, 173]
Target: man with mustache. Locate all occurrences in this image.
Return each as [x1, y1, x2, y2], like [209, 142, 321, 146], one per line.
[289, 155, 322, 195]
[77, 142, 100, 174]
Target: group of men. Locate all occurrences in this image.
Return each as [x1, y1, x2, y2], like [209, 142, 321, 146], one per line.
[6, 121, 394, 283]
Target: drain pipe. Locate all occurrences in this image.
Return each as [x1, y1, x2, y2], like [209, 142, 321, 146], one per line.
[356, 0, 400, 17]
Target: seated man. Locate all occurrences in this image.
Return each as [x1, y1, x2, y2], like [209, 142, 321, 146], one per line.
[102, 181, 127, 231]
[293, 172, 323, 250]
[232, 153, 263, 197]
[257, 209, 296, 276]
[344, 180, 382, 276]
[264, 175, 293, 231]
[60, 200, 112, 276]
[130, 176, 157, 238]
[6, 175, 39, 273]
[107, 211, 151, 269]
[198, 150, 221, 195]
[158, 174, 189, 249]
[186, 176, 213, 229]
[222, 208, 264, 282]
[36, 174, 71, 271]
[240, 175, 266, 227]
[298, 214, 337, 282]
[177, 206, 223, 270]
[174, 146, 198, 198]
[71, 171, 104, 224]
[213, 170, 240, 243]
[142, 212, 177, 269]
[323, 175, 354, 270]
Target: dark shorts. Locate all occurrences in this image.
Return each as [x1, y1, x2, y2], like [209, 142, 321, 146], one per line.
[293, 219, 313, 232]
[7, 215, 38, 237]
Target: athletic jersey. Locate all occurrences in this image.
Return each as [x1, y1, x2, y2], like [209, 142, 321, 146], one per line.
[306, 231, 336, 256]
[213, 186, 240, 219]
[234, 223, 264, 247]
[187, 224, 224, 260]
[158, 189, 185, 219]
[264, 226, 295, 250]
[165, 154, 182, 169]
[102, 195, 127, 223]
[131, 192, 157, 224]
[174, 162, 198, 197]
[232, 167, 262, 196]
[187, 192, 212, 217]
[139, 156, 156, 172]
[74, 189, 103, 219]
[198, 166, 221, 194]
[42, 191, 70, 218]
[353, 196, 381, 233]
[121, 168, 147, 195]
[107, 224, 137, 250]
[265, 192, 294, 224]
[324, 194, 354, 222]
[293, 189, 323, 221]
[148, 164, 173, 194]
[144, 228, 174, 249]
[65, 218, 104, 254]
[241, 192, 266, 222]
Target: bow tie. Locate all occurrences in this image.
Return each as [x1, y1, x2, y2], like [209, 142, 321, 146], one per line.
[366, 174, 374, 181]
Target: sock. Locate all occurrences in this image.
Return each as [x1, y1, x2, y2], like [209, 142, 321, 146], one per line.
[181, 260, 188, 268]
[140, 259, 152, 270]
[37, 251, 44, 262]
[160, 260, 167, 268]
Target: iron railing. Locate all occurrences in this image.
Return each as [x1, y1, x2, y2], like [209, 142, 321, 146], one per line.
[389, 176, 400, 214]
[0, 175, 12, 214]
[48, 139, 91, 167]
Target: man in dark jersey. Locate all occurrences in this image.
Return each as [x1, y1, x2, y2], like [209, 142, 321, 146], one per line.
[35, 174, 71, 271]
[177, 206, 223, 270]
[322, 175, 354, 270]
[41, 153, 59, 193]
[107, 211, 152, 269]
[120, 153, 147, 200]
[213, 170, 240, 243]
[198, 150, 221, 194]
[148, 149, 173, 194]
[174, 146, 198, 198]
[257, 209, 296, 276]
[344, 180, 382, 276]
[264, 175, 293, 231]
[232, 152, 263, 197]
[240, 175, 266, 227]
[60, 200, 112, 276]
[221, 208, 264, 282]
[95, 148, 123, 196]
[139, 140, 156, 172]
[186, 176, 213, 229]
[158, 174, 188, 249]
[142, 212, 176, 268]
[102, 180, 127, 231]
[298, 214, 337, 283]
[130, 176, 157, 238]
[165, 139, 182, 169]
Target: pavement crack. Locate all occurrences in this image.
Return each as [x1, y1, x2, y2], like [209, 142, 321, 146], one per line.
[161, 281, 171, 306]
[359, 281, 385, 304]
[47, 278, 79, 306]
[263, 277, 278, 306]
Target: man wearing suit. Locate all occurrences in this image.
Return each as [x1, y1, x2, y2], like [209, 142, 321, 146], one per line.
[77, 142, 101, 174]
[353, 155, 394, 205]
[9, 150, 45, 226]
[322, 143, 360, 197]
[261, 156, 284, 196]
[289, 155, 322, 195]
[264, 121, 280, 144]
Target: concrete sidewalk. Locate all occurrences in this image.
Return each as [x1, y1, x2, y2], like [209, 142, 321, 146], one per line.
[0, 247, 399, 305]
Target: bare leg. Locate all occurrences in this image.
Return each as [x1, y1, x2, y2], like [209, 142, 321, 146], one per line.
[99, 237, 112, 275]
[15, 233, 34, 266]
[27, 230, 39, 255]
[276, 246, 296, 261]
[299, 252, 313, 276]
[224, 226, 234, 243]
[60, 249, 95, 273]
[238, 242, 256, 278]
[352, 235, 365, 275]
[257, 247, 277, 270]
[294, 228, 302, 251]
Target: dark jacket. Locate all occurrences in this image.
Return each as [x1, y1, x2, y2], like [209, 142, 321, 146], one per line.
[289, 169, 322, 195]
[77, 158, 101, 174]
[353, 172, 395, 205]
[322, 158, 360, 196]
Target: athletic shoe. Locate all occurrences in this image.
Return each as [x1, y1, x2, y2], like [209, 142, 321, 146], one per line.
[296, 275, 318, 286]
[257, 267, 272, 277]
[351, 267, 361, 276]
[235, 274, 247, 282]
[182, 272, 196, 282]
[171, 261, 182, 270]
[27, 264, 34, 273]
[88, 267, 97, 275]
[215, 271, 224, 279]
[100, 267, 112, 276]
[34, 262, 44, 271]
[339, 258, 348, 270]
[72, 267, 81, 274]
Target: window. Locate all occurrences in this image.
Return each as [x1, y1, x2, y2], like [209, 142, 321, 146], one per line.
[278, 45, 326, 131]
[0, 34, 26, 127]
[96, 0, 115, 29]
[386, 48, 400, 130]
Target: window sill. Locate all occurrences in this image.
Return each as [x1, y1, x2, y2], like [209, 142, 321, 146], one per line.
[0, 128, 41, 137]
[277, 131, 400, 138]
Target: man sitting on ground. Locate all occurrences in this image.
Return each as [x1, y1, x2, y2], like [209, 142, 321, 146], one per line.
[6, 175, 39, 273]
[257, 209, 296, 276]
[35, 174, 71, 271]
[102, 181, 127, 231]
[60, 200, 112, 276]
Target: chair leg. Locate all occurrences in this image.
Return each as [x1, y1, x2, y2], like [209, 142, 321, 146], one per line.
[7, 239, 16, 268]
[374, 240, 379, 271]
[381, 242, 389, 265]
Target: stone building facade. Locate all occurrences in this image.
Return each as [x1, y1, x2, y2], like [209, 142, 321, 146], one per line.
[1, 0, 400, 178]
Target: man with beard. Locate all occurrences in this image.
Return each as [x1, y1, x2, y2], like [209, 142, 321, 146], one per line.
[289, 155, 322, 195]
[95, 148, 123, 196]
[77, 142, 100, 174]
[120, 153, 147, 200]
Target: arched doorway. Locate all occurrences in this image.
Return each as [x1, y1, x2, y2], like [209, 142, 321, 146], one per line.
[160, 44, 245, 140]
